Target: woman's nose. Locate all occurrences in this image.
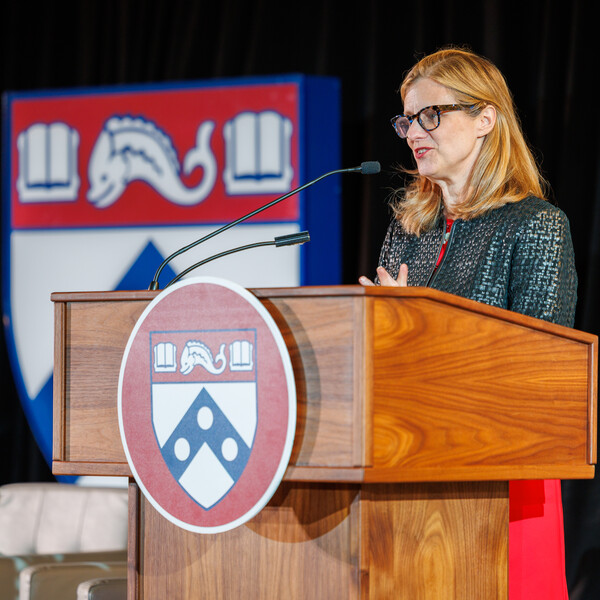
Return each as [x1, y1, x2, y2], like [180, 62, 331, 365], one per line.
[406, 118, 427, 141]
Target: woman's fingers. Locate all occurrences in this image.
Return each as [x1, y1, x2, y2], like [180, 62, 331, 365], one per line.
[359, 264, 408, 287]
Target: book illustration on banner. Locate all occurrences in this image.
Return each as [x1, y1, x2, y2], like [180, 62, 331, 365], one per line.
[118, 276, 296, 533]
[223, 111, 293, 194]
[16, 122, 81, 203]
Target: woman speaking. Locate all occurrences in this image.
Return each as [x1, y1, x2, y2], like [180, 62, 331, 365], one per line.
[360, 47, 576, 599]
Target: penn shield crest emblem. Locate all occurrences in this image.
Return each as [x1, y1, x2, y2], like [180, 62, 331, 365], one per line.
[118, 277, 296, 533]
[150, 330, 257, 509]
[3, 79, 315, 473]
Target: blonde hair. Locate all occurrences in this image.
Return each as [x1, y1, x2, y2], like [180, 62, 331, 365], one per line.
[394, 47, 547, 235]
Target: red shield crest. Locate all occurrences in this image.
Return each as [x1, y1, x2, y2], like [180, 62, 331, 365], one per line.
[118, 277, 296, 533]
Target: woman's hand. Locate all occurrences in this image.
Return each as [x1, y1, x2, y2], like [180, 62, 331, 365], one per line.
[359, 264, 408, 287]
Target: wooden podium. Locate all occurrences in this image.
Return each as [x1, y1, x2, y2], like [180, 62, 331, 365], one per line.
[51, 286, 597, 599]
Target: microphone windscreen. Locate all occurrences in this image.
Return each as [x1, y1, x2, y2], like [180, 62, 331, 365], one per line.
[274, 231, 310, 247]
[361, 161, 381, 175]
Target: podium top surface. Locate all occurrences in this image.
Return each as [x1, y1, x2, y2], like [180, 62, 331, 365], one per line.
[51, 285, 595, 343]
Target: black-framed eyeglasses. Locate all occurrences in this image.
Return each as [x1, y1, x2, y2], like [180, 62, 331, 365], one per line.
[390, 104, 476, 139]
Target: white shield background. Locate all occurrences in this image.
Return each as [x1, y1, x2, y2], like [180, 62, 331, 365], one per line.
[152, 380, 257, 509]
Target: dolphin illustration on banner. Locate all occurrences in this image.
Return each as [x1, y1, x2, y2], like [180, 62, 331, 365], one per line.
[87, 116, 217, 208]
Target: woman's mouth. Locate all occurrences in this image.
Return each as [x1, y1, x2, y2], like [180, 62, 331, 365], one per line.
[414, 147, 431, 159]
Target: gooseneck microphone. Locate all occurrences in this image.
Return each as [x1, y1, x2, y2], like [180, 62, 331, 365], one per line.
[165, 231, 311, 289]
[148, 161, 381, 290]
[356, 161, 381, 175]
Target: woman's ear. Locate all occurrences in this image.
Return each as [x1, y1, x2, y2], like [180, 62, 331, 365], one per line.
[477, 104, 497, 137]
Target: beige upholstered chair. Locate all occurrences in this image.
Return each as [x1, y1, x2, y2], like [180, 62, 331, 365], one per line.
[19, 562, 127, 600]
[0, 483, 128, 600]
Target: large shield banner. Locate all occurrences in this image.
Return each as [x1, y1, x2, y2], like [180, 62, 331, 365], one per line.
[2, 75, 339, 465]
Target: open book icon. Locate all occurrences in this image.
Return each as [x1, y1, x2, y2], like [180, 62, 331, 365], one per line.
[17, 122, 80, 202]
[223, 110, 293, 195]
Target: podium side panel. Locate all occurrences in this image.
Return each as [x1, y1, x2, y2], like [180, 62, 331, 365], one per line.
[53, 301, 67, 462]
[371, 297, 592, 480]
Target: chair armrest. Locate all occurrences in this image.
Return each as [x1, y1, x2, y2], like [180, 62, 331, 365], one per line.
[19, 561, 127, 600]
[0, 551, 126, 600]
[77, 577, 127, 600]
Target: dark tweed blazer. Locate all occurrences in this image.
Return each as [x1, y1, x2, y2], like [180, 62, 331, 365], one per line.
[377, 196, 577, 327]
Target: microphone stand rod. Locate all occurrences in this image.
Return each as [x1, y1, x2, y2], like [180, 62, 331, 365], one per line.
[148, 166, 360, 290]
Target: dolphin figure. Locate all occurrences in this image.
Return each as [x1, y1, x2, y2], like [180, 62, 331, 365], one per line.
[87, 115, 217, 208]
[180, 341, 227, 376]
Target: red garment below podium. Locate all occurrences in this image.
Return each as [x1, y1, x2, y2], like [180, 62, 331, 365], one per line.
[510, 479, 569, 600]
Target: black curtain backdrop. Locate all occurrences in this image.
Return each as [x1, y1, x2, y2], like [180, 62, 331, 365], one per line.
[2, 1, 599, 597]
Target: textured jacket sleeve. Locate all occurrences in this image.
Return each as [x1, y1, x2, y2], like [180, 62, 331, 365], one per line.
[508, 207, 577, 327]
[374, 220, 398, 283]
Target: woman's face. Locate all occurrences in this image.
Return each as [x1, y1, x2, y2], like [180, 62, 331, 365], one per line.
[402, 78, 490, 196]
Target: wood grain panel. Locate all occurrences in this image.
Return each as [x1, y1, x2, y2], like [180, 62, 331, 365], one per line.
[128, 480, 140, 600]
[64, 300, 149, 463]
[364, 482, 508, 599]
[263, 296, 362, 467]
[135, 480, 506, 599]
[372, 297, 591, 478]
[53, 300, 66, 461]
[53, 290, 367, 472]
[138, 482, 361, 599]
